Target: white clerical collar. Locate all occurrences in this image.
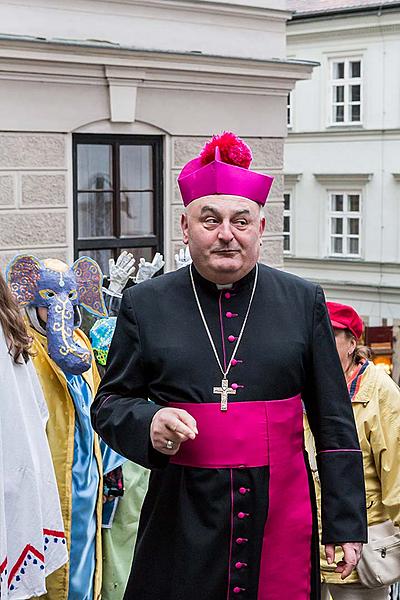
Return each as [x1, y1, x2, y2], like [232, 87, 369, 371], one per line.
[216, 283, 234, 290]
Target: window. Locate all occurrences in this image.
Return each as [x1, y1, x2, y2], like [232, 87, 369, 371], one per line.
[73, 134, 163, 275]
[287, 92, 292, 127]
[329, 192, 361, 257]
[283, 192, 292, 253]
[330, 58, 362, 125]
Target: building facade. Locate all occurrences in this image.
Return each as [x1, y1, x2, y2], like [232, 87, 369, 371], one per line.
[285, 0, 400, 376]
[0, 0, 314, 276]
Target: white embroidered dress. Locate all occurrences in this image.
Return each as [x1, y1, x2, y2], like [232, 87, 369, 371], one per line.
[0, 328, 67, 599]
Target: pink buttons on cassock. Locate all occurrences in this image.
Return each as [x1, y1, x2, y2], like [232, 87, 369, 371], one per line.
[235, 562, 247, 570]
[237, 512, 249, 519]
[228, 335, 237, 343]
[225, 292, 231, 299]
[236, 537, 248, 544]
[239, 487, 250, 495]
[233, 587, 245, 594]
[231, 383, 244, 390]
[226, 311, 238, 319]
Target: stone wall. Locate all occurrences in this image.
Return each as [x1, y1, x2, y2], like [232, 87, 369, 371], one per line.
[170, 136, 284, 269]
[0, 133, 69, 272]
[0, 132, 285, 274]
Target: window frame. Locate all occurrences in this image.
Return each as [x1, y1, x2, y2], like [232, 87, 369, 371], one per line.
[287, 92, 293, 128]
[328, 57, 363, 126]
[283, 191, 292, 254]
[328, 190, 362, 258]
[72, 133, 164, 269]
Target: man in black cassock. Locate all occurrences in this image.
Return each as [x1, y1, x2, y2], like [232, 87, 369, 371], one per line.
[91, 132, 367, 600]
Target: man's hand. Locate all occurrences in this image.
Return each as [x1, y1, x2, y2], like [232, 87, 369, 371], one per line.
[325, 542, 363, 579]
[150, 407, 198, 455]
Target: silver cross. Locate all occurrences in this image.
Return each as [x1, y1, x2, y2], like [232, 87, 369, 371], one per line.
[213, 378, 236, 411]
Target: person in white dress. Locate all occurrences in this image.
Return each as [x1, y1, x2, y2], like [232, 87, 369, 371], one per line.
[0, 271, 67, 600]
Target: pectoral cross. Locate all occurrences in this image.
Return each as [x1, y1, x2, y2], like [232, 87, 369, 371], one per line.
[213, 378, 236, 412]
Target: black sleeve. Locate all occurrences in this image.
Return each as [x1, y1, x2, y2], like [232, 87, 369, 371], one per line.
[91, 290, 168, 470]
[302, 285, 367, 545]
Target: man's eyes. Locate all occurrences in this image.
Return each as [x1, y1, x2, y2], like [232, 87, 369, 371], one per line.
[202, 217, 249, 226]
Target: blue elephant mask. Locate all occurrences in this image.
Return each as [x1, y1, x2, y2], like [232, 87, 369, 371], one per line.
[6, 255, 107, 375]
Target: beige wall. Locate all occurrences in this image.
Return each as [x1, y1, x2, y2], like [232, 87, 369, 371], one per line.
[0, 133, 69, 271]
[0, 0, 314, 273]
[0, 0, 290, 60]
[0, 129, 285, 273]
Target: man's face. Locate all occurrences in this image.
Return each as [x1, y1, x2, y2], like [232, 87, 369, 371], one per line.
[181, 195, 265, 284]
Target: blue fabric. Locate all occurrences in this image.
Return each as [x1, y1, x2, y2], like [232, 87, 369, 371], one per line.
[65, 373, 99, 600]
[100, 439, 126, 475]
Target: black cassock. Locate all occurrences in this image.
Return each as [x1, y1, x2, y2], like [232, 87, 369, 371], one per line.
[92, 264, 367, 600]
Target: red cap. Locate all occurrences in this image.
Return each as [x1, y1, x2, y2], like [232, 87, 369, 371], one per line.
[326, 302, 363, 340]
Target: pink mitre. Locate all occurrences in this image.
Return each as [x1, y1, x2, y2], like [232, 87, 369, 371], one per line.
[178, 132, 274, 207]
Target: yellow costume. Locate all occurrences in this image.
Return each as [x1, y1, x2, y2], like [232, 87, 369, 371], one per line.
[31, 326, 103, 600]
[306, 360, 400, 585]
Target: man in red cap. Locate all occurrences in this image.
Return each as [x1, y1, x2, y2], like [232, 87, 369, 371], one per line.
[92, 133, 367, 600]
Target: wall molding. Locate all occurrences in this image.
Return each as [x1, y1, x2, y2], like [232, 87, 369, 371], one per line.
[0, 39, 316, 95]
[94, 0, 292, 22]
[314, 173, 373, 187]
[287, 21, 400, 44]
[288, 128, 400, 141]
[284, 255, 400, 274]
[284, 173, 302, 185]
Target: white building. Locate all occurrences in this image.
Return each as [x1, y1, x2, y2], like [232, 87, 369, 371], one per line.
[0, 0, 314, 275]
[285, 0, 400, 333]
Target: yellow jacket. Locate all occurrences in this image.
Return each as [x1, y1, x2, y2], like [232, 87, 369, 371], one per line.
[305, 361, 400, 584]
[30, 326, 103, 600]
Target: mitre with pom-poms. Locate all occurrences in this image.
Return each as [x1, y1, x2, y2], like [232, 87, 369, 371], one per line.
[177, 132, 274, 207]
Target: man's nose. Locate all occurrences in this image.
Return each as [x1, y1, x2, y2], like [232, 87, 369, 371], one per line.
[217, 221, 234, 242]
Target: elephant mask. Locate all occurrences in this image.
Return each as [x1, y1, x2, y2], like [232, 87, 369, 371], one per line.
[6, 255, 107, 375]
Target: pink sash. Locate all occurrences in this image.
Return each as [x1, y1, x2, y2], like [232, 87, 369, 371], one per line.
[169, 395, 313, 600]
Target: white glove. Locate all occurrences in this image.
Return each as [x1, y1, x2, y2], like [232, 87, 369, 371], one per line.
[174, 246, 192, 270]
[108, 251, 136, 294]
[135, 252, 165, 283]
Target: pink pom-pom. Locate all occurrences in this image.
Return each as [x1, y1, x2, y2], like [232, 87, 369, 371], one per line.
[199, 132, 252, 169]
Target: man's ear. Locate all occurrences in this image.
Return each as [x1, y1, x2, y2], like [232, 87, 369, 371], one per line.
[181, 212, 189, 244]
[259, 215, 266, 237]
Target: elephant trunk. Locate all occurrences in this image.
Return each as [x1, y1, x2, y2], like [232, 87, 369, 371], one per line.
[47, 298, 91, 375]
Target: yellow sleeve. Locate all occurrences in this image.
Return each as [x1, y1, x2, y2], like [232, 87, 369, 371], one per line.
[370, 372, 400, 527]
[75, 327, 102, 393]
[92, 359, 101, 393]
